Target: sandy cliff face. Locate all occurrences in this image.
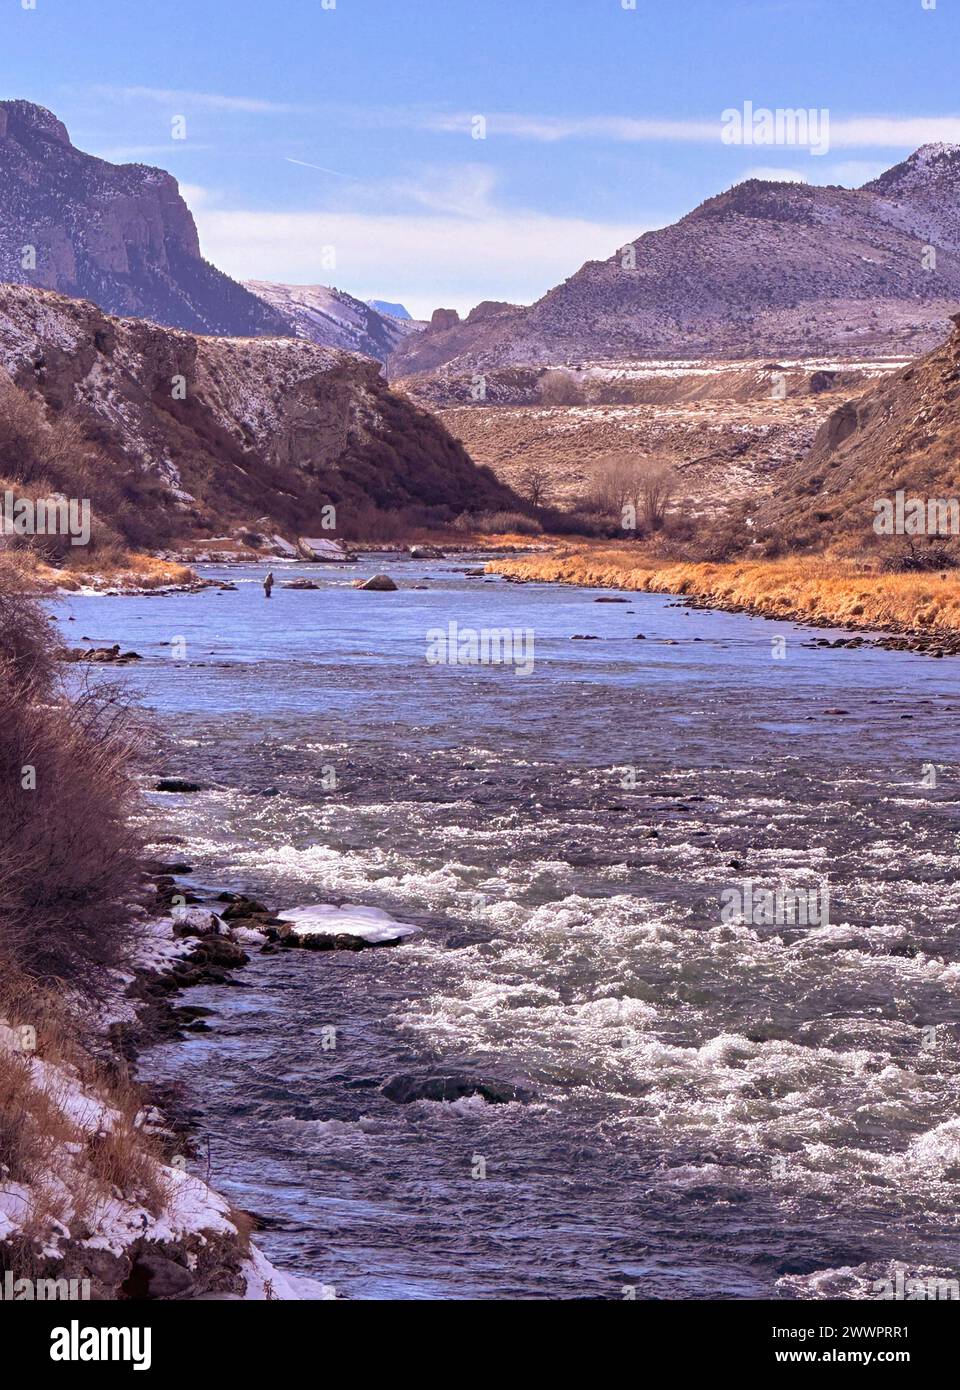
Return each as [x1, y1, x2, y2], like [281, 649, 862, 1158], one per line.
[0, 100, 286, 337]
[0, 284, 516, 538]
[753, 315, 960, 549]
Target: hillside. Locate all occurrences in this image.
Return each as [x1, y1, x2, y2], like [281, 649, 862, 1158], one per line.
[389, 145, 960, 379]
[245, 280, 423, 365]
[435, 362, 879, 515]
[753, 313, 960, 553]
[0, 284, 518, 552]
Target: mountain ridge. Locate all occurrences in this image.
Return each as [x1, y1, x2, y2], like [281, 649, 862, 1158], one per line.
[389, 145, 960, 380]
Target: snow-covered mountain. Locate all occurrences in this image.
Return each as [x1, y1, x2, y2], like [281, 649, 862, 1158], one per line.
[246, 281, 423, 364]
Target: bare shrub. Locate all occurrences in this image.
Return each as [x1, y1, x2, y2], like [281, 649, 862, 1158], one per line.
[474, 510, 543, 536]
[639, 466, 675, 533]
[0, 564, 143, 989]
[588, 455, 677, 533]
[538, 369, 584, 406]
[515, 463, 551, 507]
[879, 542, 959, 574]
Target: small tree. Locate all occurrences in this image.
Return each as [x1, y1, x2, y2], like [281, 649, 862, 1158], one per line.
[588, 455, 677, 534]
[539, 369, 583, 406]
[516, 463, 551, 508]
[639, 465, 675, 532]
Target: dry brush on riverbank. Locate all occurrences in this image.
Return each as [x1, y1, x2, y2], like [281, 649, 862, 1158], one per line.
[0, 570, 301, 1297]
[487, 544, 960, 642]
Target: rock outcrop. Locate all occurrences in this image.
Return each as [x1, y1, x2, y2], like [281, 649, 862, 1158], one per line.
[0, 100, 286, 338]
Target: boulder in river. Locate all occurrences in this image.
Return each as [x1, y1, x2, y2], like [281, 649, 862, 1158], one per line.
[382, 1074, 533, 1105]
[298, 537, 352, 562]
[155, 778, 204, 793]
[355, 574, 398, 591]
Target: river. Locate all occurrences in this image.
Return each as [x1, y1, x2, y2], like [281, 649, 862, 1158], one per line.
[54, 559, 960, 1300]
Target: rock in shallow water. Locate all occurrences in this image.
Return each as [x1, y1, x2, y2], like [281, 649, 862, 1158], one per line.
[381, 1074, 534, 1105]
[355, 573, 398, 591]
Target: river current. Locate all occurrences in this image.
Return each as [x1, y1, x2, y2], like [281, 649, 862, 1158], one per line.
[55, 559, 960, 1300]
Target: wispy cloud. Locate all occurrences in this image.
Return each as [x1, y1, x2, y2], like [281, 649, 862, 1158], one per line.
[420, 112, 719, 143]
[92, 85, 311, 114]
[412, 109, 960, 150]
[280, 160, 501, 218]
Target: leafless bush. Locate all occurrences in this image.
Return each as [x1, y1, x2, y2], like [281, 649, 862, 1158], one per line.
[639, 466, 675, 532]
[878, 541, 959, 574]
[588, 455, 677, 533]
[538, 369, 584, 406]
[474, 510, 543, 536]
[515, 463, 551, 508]
[0, 565, 143, 990]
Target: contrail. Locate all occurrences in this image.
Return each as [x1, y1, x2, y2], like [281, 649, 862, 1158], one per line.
[284, 156, 357, 179]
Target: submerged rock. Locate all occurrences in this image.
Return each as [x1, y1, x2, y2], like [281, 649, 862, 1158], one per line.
[382, 1074, 533, 1105]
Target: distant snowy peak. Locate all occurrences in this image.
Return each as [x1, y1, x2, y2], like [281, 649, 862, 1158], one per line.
[366, 299, 413, 321]
[245, 280, 423, 363]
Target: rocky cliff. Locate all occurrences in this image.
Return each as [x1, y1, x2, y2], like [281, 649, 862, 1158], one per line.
[0, 284, 517, 541]
[0, 100, 287, 337]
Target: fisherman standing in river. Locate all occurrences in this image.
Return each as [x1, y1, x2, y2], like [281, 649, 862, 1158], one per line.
[263, 571, 274, 598]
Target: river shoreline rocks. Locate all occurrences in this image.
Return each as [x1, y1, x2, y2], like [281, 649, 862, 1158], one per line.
[61, 642, 143, 663]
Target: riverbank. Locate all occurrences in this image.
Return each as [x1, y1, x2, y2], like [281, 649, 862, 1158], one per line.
[4, 549, 198, 595]
[486, 545, 960, 653]
[0, 570, 323, 1300]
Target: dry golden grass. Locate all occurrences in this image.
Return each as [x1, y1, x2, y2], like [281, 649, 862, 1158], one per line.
[488, 544, 960, 635]
[0, 549, 195, 592]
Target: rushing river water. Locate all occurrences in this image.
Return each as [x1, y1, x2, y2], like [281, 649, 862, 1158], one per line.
[55, 560, 960, 1300]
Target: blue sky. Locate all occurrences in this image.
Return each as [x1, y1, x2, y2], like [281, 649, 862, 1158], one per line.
[2, 0, 960, 316]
